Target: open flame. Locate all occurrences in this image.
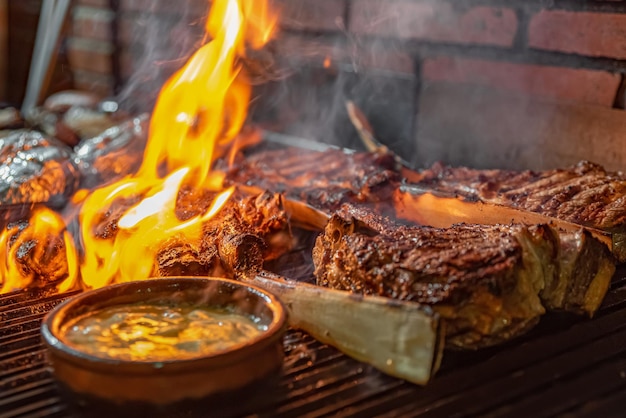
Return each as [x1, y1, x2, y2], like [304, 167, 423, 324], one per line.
[0, 207, 78, 294]
[0, 0, 276, 293]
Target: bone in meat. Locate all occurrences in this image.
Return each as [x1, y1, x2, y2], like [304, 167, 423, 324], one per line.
[251, 271, 444, 385]
[313, 205, 615, 349]
[412, 161, 626, 262]
[226, 146, 400, 213]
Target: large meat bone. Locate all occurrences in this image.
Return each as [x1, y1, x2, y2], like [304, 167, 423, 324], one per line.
[395, 184, 614, 252]
[247, 271, 445, 385]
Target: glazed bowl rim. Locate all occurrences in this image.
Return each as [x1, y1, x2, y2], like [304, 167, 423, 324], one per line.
[41, 277, 287, 372]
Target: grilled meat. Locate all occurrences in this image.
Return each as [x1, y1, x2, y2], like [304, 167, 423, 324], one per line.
[88, 186, 292, 281]
[313, 206, 614, 349]
[413, 161, 626, 262]
[226, 147, 400, 212]
[156, 190, 291, 279]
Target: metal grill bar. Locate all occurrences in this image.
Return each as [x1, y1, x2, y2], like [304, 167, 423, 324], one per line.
[0, 277, 625, 417]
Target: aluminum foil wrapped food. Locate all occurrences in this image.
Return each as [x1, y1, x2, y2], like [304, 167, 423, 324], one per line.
[0, 107, 24, 130]
[26, 105, 119, 148]
[73, 114, 149, 188]
[26, 91, 120, 147]
[0, 130, 79, 207]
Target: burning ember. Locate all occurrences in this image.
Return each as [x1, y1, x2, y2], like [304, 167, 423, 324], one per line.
[1, 0, 277, 293]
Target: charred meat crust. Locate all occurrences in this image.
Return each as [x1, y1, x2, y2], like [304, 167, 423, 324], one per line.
[226, 147, 400, 212]
[313, 205, 615, 349]
[90, 188, 292, 281]
[414, 161, 626, 261]
[313, 207, 549, 349]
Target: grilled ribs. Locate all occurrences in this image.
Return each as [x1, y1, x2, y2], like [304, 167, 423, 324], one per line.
[226, 147, 400, 212]
[313, 206, 614, 349]
[412, 161, 626, 262]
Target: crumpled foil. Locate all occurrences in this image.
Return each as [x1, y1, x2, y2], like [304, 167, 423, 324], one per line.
[73, 113, 149, 188]
[0, 130, 79, 207]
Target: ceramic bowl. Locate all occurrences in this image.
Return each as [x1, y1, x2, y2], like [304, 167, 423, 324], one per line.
[41, 277, 287, 417]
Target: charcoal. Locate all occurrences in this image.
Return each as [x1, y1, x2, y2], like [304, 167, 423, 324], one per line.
[43, 90, 101, 113]
[27, 92, 117, 147]
[154, 240, 222, 277]
[92, 195, 143, 239]
[89, 188, 293, 281]
[62, 106, 118, 140]
[218, 233, 265, 278]
[0, 130, 79, 207]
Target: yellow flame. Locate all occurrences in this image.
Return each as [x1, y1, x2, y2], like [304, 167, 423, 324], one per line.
[77, 0, 276, 289]
[0, 208, 78, 294]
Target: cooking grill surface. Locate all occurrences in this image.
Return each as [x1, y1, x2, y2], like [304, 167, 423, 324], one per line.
[2, 265, 625, 418]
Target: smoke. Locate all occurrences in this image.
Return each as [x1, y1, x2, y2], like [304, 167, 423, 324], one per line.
[249, 41, 417, 159]
[115, 0, 207, 113]
[112, 0, 417, 159]
[111, 0, 605, 171]
[247, 4, 418, 161]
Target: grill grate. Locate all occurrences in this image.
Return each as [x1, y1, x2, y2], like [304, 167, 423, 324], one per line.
[1, 269, 626, 418]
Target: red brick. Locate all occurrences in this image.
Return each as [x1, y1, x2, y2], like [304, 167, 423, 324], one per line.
[75, 0, 110, 7]
[422, 57, 620, 107]
[417, 83, 626, 171]
[350, 0, 517, 47]
[118, 14, 204, 49]
[71, 7, 114, 41]
[72, 70, 115, 97]
[0, 0, 6, 99]
[529, 11, 626, 60]
[274, 35, 414, 74]
[119, 0, 208, 15]
[67, 38, 113, 74]
[273, 0, 346, 32]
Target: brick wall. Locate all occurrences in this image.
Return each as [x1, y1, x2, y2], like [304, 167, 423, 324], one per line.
[69, 0, 205, 100]
[68, 0, 626, 170]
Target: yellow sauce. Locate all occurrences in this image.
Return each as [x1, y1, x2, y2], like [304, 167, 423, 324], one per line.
[62, 304, 266, 361]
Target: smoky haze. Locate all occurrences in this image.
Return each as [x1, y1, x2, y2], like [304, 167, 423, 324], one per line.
[115, 0, 206, 113]
[112, 0, 620, 171]
[114, 0, 417, 160]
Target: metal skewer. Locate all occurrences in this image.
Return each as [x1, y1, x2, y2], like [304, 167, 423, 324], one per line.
[22, 0, 71, 114]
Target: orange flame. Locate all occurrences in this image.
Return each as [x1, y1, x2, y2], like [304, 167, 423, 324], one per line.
[0, 208, 78, 294]
[76, 0, 276, 289]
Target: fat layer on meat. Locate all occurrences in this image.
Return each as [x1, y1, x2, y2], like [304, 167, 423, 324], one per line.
[414, 161, 626, 261]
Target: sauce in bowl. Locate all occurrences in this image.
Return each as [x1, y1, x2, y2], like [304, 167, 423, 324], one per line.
[62, 304, 266, 362]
